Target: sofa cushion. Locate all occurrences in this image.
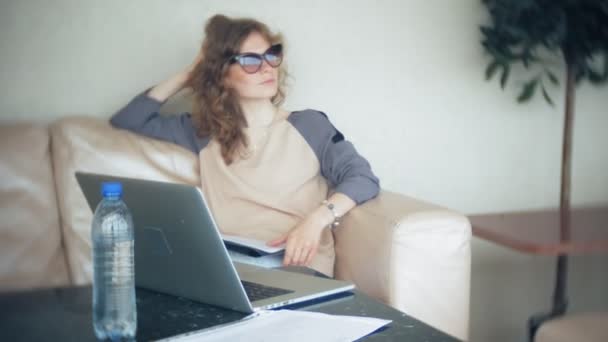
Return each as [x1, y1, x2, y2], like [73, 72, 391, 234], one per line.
[0, 123, 70, 290]
[535, 312, 608, 342]
[50, 116, 200, 285]
[335, 191, 471, 340]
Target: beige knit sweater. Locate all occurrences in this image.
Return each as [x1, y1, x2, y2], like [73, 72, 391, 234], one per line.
[199, 115, 335, 276]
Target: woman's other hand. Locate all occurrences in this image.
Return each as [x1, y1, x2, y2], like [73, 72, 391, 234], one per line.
[266, 213, 328, 267]
[266, 193, 356, 268]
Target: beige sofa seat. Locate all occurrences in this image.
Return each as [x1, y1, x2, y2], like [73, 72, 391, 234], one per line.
[535, 312, 608, 342]
[0, 123, 70, 290]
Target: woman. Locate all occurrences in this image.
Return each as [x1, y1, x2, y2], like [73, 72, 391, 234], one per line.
[110, 14, 379, 277]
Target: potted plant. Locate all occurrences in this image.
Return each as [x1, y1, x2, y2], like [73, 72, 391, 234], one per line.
[480, 0, 607, 339]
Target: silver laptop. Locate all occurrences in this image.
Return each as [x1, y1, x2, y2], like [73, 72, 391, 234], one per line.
[75, 171, 354, 312]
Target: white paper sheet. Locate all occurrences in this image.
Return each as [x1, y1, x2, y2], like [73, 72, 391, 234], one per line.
[157, 310, 391, 342]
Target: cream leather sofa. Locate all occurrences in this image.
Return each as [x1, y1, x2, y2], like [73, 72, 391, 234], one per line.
[0, 117, 472, 340]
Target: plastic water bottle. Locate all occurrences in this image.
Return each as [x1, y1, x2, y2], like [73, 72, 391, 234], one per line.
[91, 182, 137, 341]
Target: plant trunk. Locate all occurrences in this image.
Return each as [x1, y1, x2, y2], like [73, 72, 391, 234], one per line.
[550, 58, 576, 315]
[560, 62, 576, 240]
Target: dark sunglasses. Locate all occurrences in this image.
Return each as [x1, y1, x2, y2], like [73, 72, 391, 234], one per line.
[229, 44, 283, 74]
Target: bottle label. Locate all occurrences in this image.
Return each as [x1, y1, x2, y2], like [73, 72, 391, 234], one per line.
[102, 212, 129, 235]
[109, 240, 134, 286]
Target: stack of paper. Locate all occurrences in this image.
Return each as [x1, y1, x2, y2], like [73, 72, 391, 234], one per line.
[158, 310, 391, 342]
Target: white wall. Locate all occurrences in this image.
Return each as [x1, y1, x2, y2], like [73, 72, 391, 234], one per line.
[2, 0, 607, 214]
[1, 1, 607, 341]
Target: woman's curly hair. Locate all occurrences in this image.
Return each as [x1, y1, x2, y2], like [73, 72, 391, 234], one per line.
[186, 14, 287, 165]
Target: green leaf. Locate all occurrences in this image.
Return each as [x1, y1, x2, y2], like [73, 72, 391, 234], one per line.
[500, 64, 510, 89]
[545, 69, 559, 85]
[517, 79, 538, 103]
[541, 85, 554, 106]
[485, 61, 501, 80]
[587, 54, 608, 84]
[575, 67, 586, 84]
[587, 67, 605, 84]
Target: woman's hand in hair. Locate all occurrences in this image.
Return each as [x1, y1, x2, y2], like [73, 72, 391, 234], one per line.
[147, 48, 204, 102]
[186, 48, 204, 76]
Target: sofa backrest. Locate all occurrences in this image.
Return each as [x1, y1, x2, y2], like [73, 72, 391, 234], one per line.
[50, 116, 200, 284]
[0, 123, 70, 290]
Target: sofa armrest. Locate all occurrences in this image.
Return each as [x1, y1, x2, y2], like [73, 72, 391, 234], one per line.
[333, 190, 471, 340]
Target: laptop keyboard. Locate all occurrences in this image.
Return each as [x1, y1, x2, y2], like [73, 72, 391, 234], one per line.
[241, 280, 294, 302]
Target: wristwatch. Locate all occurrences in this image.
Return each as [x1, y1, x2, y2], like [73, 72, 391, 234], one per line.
[321, 200, 341, 229]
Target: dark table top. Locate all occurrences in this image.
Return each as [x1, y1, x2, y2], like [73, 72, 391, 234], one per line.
[470, 206, 608, 255]
[0, 267, 458, 341]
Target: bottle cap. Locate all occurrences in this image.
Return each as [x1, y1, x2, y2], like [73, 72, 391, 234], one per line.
[101, 182, 122, 198]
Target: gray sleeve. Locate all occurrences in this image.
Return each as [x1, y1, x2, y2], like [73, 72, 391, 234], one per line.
[109, 89, 209, 154]
[288, 110, 380, 204]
